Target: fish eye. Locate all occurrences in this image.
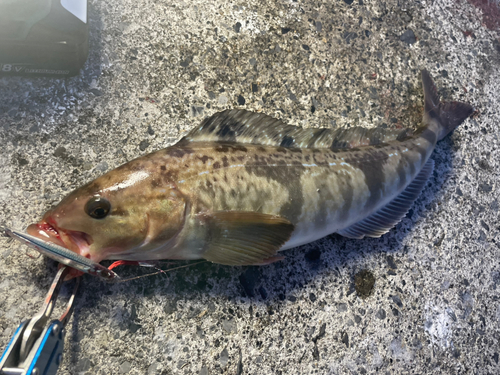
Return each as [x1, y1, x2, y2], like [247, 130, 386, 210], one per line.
[85, 197, 111, 219]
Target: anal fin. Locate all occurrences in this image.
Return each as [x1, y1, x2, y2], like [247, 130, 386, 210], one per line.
[202, 211, 294, 266]
[338, 159, 434, 239]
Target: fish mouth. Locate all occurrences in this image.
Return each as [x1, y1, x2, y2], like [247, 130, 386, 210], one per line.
[26, 219, 93, 259]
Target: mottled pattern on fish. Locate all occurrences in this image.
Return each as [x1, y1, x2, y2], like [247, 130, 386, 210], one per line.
[27, 71, 474, 266]
[90, 121, 433, 257]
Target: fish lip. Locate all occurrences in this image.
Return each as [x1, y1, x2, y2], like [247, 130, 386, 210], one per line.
[27, 219, 93, 257]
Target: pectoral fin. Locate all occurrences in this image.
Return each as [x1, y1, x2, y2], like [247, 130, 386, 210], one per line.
[201, 211, 294, 266]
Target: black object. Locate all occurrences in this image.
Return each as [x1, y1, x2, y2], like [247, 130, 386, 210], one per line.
[0, 0, 89, 77]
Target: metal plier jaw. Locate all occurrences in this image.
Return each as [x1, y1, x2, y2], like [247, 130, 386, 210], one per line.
[0, 266, 79, 375]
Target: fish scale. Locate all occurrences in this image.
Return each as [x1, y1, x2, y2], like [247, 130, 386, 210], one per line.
[25, 71, 473, 266]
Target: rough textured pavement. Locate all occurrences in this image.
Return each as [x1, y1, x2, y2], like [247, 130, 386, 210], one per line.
[1, 0, 499, 374]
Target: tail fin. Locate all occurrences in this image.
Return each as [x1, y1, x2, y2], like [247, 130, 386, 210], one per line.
[421, 70, 474, 140]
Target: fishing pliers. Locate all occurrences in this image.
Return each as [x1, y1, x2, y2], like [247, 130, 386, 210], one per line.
[0, 266, 79, 375]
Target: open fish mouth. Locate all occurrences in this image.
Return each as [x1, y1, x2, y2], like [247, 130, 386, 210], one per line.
[26, 220, 93, 258]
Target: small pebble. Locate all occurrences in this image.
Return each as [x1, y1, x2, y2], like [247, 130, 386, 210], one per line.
[354, 270, 375, 298]
[119, 361, 131, 374]
[139, 140, 149, 151]
[400, 29, 416, 44]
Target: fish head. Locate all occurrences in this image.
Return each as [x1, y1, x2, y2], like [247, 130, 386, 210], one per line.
[27, 167, 187, 263]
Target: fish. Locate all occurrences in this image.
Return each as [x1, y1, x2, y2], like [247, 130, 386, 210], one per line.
[26, 70, 473, 267]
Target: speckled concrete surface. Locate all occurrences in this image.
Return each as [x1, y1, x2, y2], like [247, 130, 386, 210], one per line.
[1, 0, 499, 374]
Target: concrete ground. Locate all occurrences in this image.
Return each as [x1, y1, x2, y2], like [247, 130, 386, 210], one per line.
[1, 0, 499, 374]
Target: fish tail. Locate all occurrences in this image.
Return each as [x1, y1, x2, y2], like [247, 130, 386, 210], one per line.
[422, 70, 474, 140]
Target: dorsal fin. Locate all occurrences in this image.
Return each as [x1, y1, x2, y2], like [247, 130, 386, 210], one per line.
[183, 109, 413, 149]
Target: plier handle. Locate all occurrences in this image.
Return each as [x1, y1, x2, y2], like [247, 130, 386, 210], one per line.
[0, 266, 79, 375]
